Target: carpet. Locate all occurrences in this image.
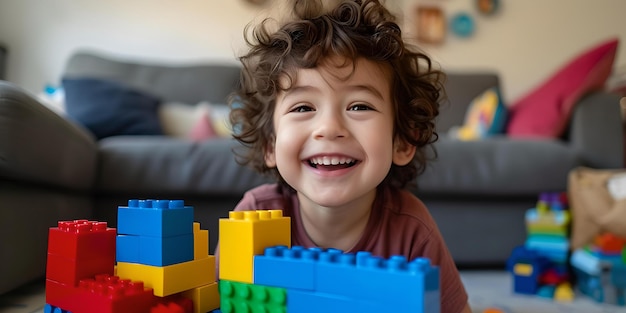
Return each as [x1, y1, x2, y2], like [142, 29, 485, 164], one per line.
[1, 271, 625, 313]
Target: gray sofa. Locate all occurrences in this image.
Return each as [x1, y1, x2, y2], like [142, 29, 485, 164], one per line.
[0, 50, 622, 295]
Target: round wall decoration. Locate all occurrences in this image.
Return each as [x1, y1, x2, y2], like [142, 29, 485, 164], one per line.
[450, 13, 475, 38]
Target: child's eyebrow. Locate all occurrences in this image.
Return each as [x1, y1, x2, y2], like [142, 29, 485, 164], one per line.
[346, 84, 385, 100]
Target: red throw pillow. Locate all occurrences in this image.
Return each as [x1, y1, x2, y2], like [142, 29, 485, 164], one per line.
[506, 38, 618, 138]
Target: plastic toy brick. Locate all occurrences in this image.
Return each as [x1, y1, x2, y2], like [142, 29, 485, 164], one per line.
[46, 274, 155, 313]
[219, 210, 290, 283]
[181, 282, 220, 313]
[314, 250, 440, 313]
[139, 233, 194, 266]
[193, 222, 209, 260]
[507, 246, 550, 295]
[611, 262, 626, 288]
[554, 282, 575, 302]
[46, 253, 115, 287]
[594, 233, 626, 254]
[48, 220, 116, 261]
[116, 256, 215, 297]
[219, 280, 286, 313]
[287, 289, 387, 313]
[536, 285, 555, 299]
[117, 199, 193, 237]
[254, 245, 322, 290]
[116, 234, 140, 263]
[570, 249, 602, 275]
[152, 295, 193, 313]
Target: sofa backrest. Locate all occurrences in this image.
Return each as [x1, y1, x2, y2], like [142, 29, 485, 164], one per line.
[62, 50, 241, 105]
[437, 72, 500, 133]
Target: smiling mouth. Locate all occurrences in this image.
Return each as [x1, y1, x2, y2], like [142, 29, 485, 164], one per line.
[307, 156, 359, 170]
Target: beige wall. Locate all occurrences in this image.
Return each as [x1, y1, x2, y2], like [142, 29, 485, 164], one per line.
[0, 0, 625, 104]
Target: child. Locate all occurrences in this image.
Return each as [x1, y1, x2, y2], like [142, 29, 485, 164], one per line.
[219, 0, 471, 312]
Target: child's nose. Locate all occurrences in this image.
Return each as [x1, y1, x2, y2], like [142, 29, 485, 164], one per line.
[313, 112, 347, 140]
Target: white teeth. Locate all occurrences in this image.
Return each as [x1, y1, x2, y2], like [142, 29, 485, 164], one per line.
[309, 157, 355, 165]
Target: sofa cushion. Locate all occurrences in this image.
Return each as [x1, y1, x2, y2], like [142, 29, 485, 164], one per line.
[96, 137, 272, 195]
[0, 81, 97, 191]
[449, 87, 507, 140]
[415, 137, 583, 196]
[506, 38, 618, 138]
[64, 78, 164, 140]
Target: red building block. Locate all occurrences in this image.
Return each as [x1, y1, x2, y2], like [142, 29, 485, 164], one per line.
[47, 274, 156, 313]
[46, 220, 116, 286]
[48, 220, 116, 260]
[46, 253, 114, 287]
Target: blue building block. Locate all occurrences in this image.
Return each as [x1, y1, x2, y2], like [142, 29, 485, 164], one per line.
[140, 233, 194, 266]
[117, 199, 193, 237]
[116, 233, 194, 266]
[536, 285, 556, 298]
[612, 263, 626, 288]
[116, 234, 140, 263]
[507, 246, 551, 295]
[314, 250, 440, 313]
[254, 245, 322, 290]
[287, 289, 388, 313]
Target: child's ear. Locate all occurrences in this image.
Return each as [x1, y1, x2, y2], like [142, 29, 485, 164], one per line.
[392, 137, 416, 166]
[265, 143, 277, 168]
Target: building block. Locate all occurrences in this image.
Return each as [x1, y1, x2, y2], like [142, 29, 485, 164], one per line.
[116, 234, 140, 263]
[536, 285, 555, 298]
[46, 253, 115, 287]
[570, 249, 602, 275]
[117, 199, 193, 237]
[48, 220, 116, 261]
[193, 222, 209, 260]
[219, 280, 286, 313]
[286, 289, 387, 313]
[594, 233, 626, 254]
[314, 250, 440, 313]
[254, 245, 322, 290]
[139, 233, 194, 266]
[117, 233, 194, 266]
[46, 274, 155, 313]
[507, 246, 550, 295]
[152, 295, 194, 313]
[219, 210, 290, 283]
[554, 282, 574, 302]
[116, 256, 215, 297]
[181, 282, 220, 313]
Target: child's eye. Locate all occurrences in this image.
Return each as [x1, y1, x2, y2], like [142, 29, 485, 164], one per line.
[290, 105, 315, 113]
[348, 103, 373, 111]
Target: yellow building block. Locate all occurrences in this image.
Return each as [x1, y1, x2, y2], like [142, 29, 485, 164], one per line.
[117, 256, 215, 297]
[219, 210, 290, 283]
[554, 282, 575, 302]
[193, 222, 209, 259]
[181, 282, 220, 313]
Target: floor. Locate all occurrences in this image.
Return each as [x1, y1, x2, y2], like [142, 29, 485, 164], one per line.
[1, 271, 625, 313]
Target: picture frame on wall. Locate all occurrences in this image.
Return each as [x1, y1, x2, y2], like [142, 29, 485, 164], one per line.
[416, 6, 446, 44]
[477, 0, 499, 16]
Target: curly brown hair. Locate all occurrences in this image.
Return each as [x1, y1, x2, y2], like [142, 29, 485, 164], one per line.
[230, 0, 444, 189]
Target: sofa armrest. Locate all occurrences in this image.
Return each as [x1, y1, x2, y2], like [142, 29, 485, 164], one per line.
[569, 91, 623, 169]
[0, 81, 98, 191]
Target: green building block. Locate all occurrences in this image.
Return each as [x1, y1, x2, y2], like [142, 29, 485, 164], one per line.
[219, 280, 287, 313]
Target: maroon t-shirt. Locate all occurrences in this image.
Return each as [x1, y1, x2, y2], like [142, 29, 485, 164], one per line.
[216, 183, 468, 313]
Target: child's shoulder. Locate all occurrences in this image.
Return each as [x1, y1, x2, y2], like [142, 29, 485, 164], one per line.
[379, 187, 436, 228]
[235, 183, 291, 212]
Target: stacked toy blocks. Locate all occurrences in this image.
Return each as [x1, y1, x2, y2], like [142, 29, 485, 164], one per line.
[570, 233, 626, 305]
[218, 209, 440, 313]
[507, 192, 574, 301]
[45, 220, 157, 313]
[44, 200, 220, 313]
[116, 199, 219, 312]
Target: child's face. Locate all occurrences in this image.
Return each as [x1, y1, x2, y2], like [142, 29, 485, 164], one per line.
[266, 57, 415, 209]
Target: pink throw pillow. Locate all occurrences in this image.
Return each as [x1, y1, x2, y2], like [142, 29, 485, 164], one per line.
[506, 38, 618, 138]
[189, 112, 218, 141]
